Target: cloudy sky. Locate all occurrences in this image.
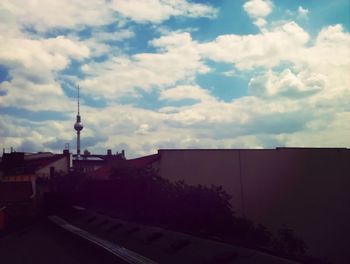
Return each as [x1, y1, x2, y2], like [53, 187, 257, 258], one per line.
[0, 0, 349, 158]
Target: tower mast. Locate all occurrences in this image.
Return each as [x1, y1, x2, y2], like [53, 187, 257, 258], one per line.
[74, 85, 83, 158]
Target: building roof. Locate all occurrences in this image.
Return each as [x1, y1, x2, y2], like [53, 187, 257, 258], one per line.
[87, 154, 160, 179]
[25, 155, 65, 170]
[158, 147, 349, 152]
[126, 154, 160, 169]
[1, 153, 66, 176]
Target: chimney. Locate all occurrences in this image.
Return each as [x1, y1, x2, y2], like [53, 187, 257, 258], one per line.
[50, 166, 55, 178]
[63, 148, 72, 169]
[121, 149, 125, 159]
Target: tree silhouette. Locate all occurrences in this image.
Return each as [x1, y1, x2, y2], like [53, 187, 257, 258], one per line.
[47, 165, 314, 261]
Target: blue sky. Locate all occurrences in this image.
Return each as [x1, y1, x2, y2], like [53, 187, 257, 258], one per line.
[0, 0, 349, 158]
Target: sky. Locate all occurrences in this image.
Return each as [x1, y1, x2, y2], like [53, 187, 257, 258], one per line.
[0, 0, 349, 158]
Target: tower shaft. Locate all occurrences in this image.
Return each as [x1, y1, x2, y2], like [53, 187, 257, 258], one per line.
[77, 131, 81, 156]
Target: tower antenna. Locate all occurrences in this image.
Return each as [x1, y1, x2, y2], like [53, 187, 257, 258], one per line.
[78, 85, 80, 115]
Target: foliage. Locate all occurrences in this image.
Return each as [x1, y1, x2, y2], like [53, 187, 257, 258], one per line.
[50, 165, 309, 259]
[78, 166, 274, 247]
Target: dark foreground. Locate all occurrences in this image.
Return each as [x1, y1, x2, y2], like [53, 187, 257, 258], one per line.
[0, 219, 126, 264]
[0, 211, 301, 264]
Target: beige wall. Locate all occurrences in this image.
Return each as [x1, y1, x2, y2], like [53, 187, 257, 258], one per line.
[36, 157, 69, 178]
[157, 148, 350, 264]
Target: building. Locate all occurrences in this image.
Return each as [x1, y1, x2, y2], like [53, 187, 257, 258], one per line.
[0, 181, 36, 229]
[73, 149, 126, 176]
[1, 151, 70, 183]
[152, 148, 350, 264]
[0, 150, 73, 229]
[71, 147, 349, 262]
[85, 152, 157, 180]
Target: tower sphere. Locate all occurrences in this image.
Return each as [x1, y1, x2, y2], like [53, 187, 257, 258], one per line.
[74, 122, 83, 131]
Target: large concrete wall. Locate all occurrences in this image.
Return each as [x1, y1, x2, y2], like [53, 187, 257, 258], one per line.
[157, 148, 350, 264]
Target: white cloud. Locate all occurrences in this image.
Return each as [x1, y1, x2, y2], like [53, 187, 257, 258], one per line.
[1, 0, 115, 32]
[110, 0, 217, 23]
[222, 69, 236, 77]
[0, 36, 89, 71]
[297, 24, 350, 100]
[243, 0, 273, 18]
[1, 0, 216, 34]
[0, 1, 96, 113]
[160, 85, 214, 102]
[81, 32, 209, 99]
[199, 21, 309, 70]
[0, 114, 75, 153]
[0, 80, 75, 111]
[254, 18, 267, 29]
[0, 33, 90, 111]
[4, 86, 349, 157]
[298, 6, 309, 17]
[192, 21, 349, 151]
[243, 0, 272, 30]
[0, 7, 21, 37]
[78, 28, 135, 58]
[248, 69, 326, 98]
[91, 29, 135, 42]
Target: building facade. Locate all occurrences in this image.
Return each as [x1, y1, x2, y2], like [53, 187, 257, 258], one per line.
[1, 152, 70, 182]
[155, 148, 350, 264]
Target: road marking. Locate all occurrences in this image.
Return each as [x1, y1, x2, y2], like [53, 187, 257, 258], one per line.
[49, 215, 158, 264]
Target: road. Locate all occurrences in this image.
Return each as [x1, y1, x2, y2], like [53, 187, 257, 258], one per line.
[0, 219, 127, 264]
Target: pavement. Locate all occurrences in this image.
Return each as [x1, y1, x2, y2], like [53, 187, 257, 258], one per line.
[0, 219, 127, 264]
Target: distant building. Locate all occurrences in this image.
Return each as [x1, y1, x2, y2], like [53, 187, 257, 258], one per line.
[87, 152, 159, 180]
[72, 149, 126, 176]
[1, 151, 70, 183]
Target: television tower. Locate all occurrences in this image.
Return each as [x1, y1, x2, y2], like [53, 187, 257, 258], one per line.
[74, 86, 83, 158]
